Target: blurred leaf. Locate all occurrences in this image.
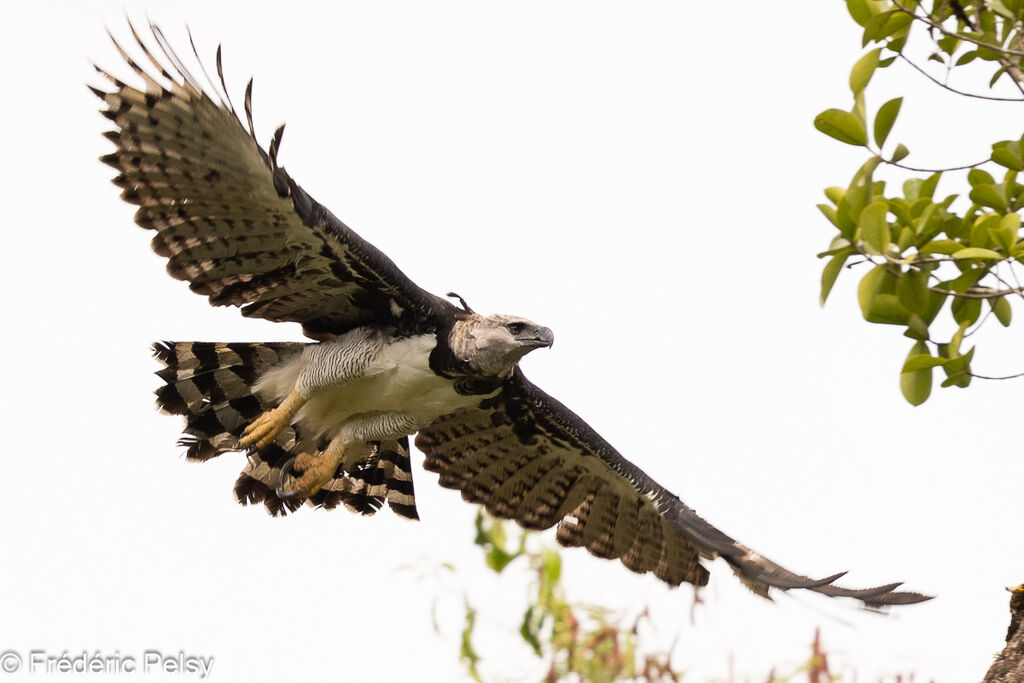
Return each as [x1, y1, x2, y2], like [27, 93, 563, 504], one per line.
[993, 142, 1024, 171]
[891, 143, 910, 162]
[460, 604, 482, 682]
[994, 213, 1020, 253]
[846, 0, 871, 25]
[860, 201, 891, 253]
[858, 264, 888, 318]
[850, 47, 882, 93]
[840, 157, 883, 231]
[970, 184, 1007, 212]
[919, 239, 961, 255]
[902, 353, 948, 373]
[867, 293, 912, 324]
[952, 296, 982, 325]
[905, 314, 930, 340]
[969, 168, 996, 186]
[921, 172, 941, 200]
[950, 320, 971, 357]
[519, 606, 544, 657]
[818, 203, 840, 227]
[956, 50, 980, 65]
[952, 247, 1003, 259]
[971, 213, 1000, 249]
[900, 341, 934, 405]
[897, 269, 930, 314]
[825, 186, 846, 205]
[941, 346, 975, 388]
[814, 108, 868, 146]
[991, 295, 1013, 326]
[873, 97, 902, 148]
[937, 33, 960, 55]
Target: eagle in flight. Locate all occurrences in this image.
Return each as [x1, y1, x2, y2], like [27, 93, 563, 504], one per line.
[94, 22, 929, 607]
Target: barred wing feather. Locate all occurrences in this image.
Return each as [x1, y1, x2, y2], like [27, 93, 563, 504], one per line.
[416, 370, 931, 607]
[92, 23, 449, 340]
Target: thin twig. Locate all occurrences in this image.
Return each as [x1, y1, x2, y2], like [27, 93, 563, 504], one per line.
[928, 285, 1024, 299]
[891, 0, 1024, 56]
[883, 152, 990, 172]
[897, 52, 1024, 101]
[892, 0, 1024, 96]
[969, 370, 1024, 379]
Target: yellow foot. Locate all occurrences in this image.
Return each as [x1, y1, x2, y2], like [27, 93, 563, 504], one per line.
[238, 389, 306, 451]
[276, 438, 346, 499]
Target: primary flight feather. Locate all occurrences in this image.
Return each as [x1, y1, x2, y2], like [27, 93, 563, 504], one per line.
[94, 22, 929, 607]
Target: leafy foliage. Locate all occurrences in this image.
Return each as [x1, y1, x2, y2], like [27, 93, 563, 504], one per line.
[461, 512, 682, 682]
[816, 0, 1024, 403]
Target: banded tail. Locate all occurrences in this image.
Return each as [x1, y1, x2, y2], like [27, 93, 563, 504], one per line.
[153, 341, 419, 519]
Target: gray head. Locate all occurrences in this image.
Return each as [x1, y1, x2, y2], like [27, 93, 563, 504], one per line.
[449, 313, 554, 378]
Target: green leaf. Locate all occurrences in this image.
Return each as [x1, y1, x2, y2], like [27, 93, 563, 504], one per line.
[897, 268, 930, 314]
[991, 66, 1008, 88]
[994, 213, 1021, 253]
[919, 239, 961, 255]
[891, 143, 910, 162]
[873, 97, 902, 148]
[850, 48, 882, 94]
[858, 264, 888, 319]
[867, 293, 912, 324]
[840, 156, 882, 230]
[951, 296, 982, 325]
[820, 250, 852, 305]
[814, 108, 868, 147]
[952, 247, 1003, 259]
[949, 320, 971, 357]
[817, 203, 839, 228]
[940, 346, 974, 388]
[860, 201, 891, 253]
[519, 607, 544, 657]
[913, 203, 937, 238]
[991, 295, 1013, 326]
[921, 173, 941, 200]
[460, 604, 482, 682]
[993, 144, 1024, 171]
[902, 353, 948, 373]
[846, 0, 872, 25]
[825, 186, 845, 205]
[971, 213, 1000, 249]
[904, 314, 930, 340]
[956, 50, 980, 66]
[969, 168, 996, 186]
[900, 341, 933, 405]
[937, 33, 960, 55]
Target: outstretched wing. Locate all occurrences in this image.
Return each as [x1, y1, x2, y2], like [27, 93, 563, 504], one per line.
[92, 23, 451, 340]
[416, 369, 931, 608]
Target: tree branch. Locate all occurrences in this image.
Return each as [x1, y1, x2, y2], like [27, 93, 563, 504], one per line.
[891, 0, 1024, 96]
[983, 585, 1024, 682]
[891, 0, 1024, 57]
[897, 53, 1024, 102]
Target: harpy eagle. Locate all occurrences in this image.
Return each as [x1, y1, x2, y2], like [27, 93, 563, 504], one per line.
[93, 23, 929, 607]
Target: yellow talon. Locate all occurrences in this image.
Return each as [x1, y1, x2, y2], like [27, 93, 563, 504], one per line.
[277, 436, 346, 499]
[238, 390, 306, 450]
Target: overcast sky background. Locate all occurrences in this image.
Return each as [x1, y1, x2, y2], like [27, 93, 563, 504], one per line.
[1, 1, 1022, 681]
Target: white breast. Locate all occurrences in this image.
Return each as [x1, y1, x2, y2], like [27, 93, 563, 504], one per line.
[293, 334, 491, 442]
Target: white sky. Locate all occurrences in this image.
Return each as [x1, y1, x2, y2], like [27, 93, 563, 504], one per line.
[2, 1, 1023, 681]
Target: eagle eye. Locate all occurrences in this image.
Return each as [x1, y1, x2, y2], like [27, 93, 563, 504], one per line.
[505, 322, 527, 335]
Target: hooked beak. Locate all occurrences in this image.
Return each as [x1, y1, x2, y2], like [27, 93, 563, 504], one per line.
[521, 326, 554, 349]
